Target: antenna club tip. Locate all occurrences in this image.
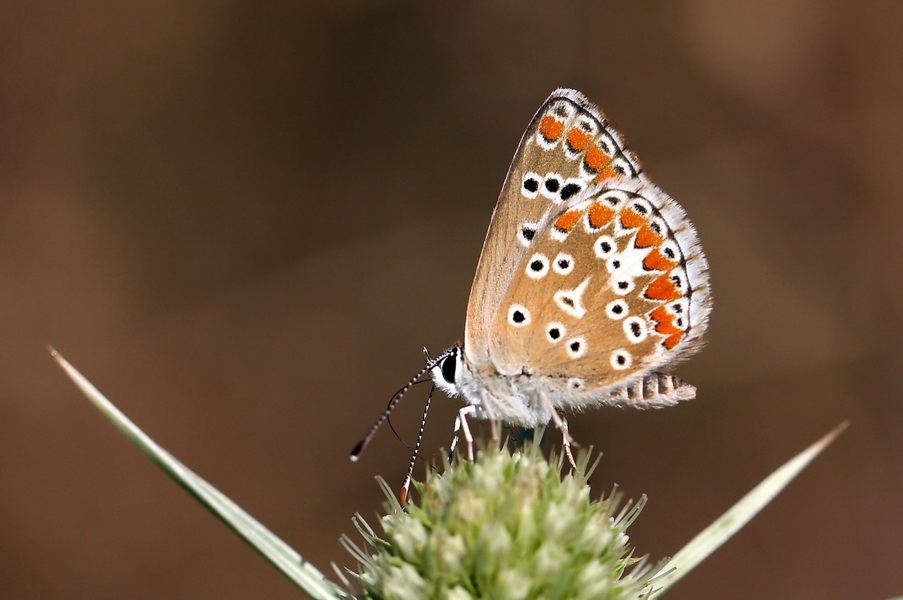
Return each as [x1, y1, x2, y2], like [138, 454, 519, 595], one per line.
[350, 439, 367, 461]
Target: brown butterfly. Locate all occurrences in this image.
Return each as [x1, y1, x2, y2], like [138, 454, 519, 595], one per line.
[353, 89, 712, 497]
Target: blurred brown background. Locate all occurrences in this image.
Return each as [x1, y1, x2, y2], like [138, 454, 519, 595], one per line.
[1, 2, 900, 599]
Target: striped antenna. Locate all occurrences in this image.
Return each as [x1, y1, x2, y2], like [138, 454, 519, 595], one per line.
[399, 383, 434, 502]
[349, 349, 451, 461]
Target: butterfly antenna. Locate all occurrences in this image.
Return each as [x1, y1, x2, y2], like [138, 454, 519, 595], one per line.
[400, 383, 434, 502]
[387, 378, 431, 445]
[349, 352, 446, 461]
[385, 347, 438, 444]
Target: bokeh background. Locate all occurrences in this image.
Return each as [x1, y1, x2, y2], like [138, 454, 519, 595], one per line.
[2, 2, 901, 599]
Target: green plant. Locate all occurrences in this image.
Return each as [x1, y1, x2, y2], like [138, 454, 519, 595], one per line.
[51, 349, 845, 599]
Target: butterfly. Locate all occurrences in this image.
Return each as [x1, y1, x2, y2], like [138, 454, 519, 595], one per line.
[352, 89, 712, 493]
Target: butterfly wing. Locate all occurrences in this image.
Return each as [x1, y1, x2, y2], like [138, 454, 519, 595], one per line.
[465, 89, 643, 372]
[489, 180, 711, 394]
[475, 90, 712, 406]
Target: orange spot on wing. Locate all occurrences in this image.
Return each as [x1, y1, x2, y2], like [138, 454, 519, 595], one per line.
[588, 202, 615, 229]
[593, 164, 622, 183]
[635, 224, 664, 248]
[650, 306, 682, 335]
[554, 210, 583, 232]
[567, 128, 591, 151]
[540, 115, 565, 141]
[584, 144, 611, 172]
[650, 306, 670, 323]
[619, 207, 645, 229]
[664, 331, 684, 349]
[643, 248, 677, 271]
[645, 273, 682, 301]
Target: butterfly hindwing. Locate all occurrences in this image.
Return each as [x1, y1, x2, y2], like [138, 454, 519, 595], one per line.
[490, 179, 710, 393]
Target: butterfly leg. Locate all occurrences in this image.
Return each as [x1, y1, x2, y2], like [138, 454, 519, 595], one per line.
[449, 404, 476, 462]
[559, 416, 577, 470]
[548, 408, 578, 470]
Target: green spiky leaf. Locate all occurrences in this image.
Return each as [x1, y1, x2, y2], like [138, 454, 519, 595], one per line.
[51, 349, 345, 600]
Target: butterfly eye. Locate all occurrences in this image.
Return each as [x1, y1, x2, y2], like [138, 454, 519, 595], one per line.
[440, 353, 457, 384]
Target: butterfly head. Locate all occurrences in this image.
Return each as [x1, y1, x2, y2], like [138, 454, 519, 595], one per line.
[429, 345, 467, 398]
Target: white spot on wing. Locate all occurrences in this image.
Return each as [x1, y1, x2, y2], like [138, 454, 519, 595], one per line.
[600, 190, 629, 208]
[552, 253, 575, 275]
[567, 378, 585, 390]
[594, 235, 617, 258]
[546, 321, 566, 343]
[612, 278, 635, 295]
[606, 299, 629, 320]
[525, 253, 549, 279]
[611, 350, 632, 370]
[623, 316, 648, 343]
[521, 172, 541, 199]
[554, 277, 591, 318]
[541, 172, 564, 201]
[518, 221, 539, 248]
[566, 336, 587, 359]
[508, 304, 531, 327]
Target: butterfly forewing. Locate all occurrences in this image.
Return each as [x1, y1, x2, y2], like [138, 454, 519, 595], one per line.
[465, 89, 642, 372]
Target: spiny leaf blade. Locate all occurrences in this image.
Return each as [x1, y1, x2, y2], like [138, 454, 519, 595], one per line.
[50, 348, 345, 600]
[651, 421, 848, 596]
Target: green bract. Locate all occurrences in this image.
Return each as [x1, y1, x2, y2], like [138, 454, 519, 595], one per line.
[347, 440, 658, 600]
